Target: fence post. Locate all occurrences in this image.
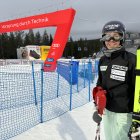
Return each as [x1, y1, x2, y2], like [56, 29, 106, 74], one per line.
[76, 61, 79, 92]
[57, 63, 60, 98]
[88, 57, 92, 102]
[31, 61, 37, 105]
[83, 60, 86, 88]
[69, 59, 73, 111]
[95, 59, 99, 78]
[40, 63, 44, 123]
[91, 60, 94, 84]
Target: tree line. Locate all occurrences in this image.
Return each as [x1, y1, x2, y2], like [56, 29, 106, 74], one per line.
[0, 29, 102, 59]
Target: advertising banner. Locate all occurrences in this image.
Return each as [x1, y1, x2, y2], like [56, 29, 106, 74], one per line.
[25, 45, 41, 60]
[0, 8, 76, 71]
[17, 47, 27, 59]
[40, 46, 50, 61]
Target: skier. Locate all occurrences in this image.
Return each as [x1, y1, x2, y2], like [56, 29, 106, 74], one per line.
[93, 21, 136, 140]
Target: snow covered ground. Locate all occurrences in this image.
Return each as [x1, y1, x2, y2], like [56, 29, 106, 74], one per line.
[10, 102, 105, 140]
[0, 62, 104, 140]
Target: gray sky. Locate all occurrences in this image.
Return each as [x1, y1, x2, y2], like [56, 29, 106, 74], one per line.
[0, 0, 140, 40]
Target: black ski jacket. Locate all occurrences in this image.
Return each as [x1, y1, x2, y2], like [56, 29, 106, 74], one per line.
[97, 48, 136, 113]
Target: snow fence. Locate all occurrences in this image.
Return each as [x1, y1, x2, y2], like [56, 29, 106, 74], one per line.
[0, 58, 99, 140]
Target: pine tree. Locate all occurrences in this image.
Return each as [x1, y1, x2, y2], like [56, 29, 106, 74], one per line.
[15, 31, 24, 48]
[69, 36, 75, 57]
[8, 32, 17, 58]
[0, 33, 9, 58]
[35, 31, 41, 45]
[49, 34, 53, 45]
[41, 29, 49, 45]
[28, 29, 35, 44]
[24, 33, 30, 46]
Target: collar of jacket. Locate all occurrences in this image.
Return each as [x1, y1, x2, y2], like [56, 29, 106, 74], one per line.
[106, 47, 125, 59]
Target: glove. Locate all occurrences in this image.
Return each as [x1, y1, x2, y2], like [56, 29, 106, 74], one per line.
[93, 86, 102, 100]
[128, 121, 140, 139]
[92, 86, 107, 115]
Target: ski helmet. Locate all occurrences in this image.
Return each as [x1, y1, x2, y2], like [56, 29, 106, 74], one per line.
[101, 21, 125, 45]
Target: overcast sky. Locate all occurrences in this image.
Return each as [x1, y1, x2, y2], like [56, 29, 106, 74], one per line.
[0, 0, 140, 40]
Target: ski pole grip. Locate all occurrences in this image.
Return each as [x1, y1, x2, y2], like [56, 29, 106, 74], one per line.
[92, 111, 102, 123]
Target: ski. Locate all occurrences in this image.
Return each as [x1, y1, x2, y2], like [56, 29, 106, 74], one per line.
[129, 47, 140, 139]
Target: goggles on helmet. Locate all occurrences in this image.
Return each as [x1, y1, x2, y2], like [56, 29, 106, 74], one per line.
[100, 34, 123, 42]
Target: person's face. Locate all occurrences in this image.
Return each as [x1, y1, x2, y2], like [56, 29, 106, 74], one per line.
[104, 32, 121, 49]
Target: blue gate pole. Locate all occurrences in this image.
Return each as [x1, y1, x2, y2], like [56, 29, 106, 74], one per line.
[91, 61, 94, 84]
[88, 58, 92, 102]
[40, 63, 44, 123]
[76, 61, 79, 92]
[95, 59, 99, 78]
[84, 60, 86, 88]
[57, 63, 60, 98]
[69, 59, 73, 111]
[31, 61, 38, 105]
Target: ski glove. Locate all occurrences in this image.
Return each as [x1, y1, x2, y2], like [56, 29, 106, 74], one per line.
[92, 86, 107, 115]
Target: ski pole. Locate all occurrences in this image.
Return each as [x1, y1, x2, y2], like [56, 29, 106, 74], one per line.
[95, 123, 100, 140]
[93, 111, 102, 140]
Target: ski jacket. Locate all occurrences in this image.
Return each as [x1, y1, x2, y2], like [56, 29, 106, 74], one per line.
[97, 47, 136, 113]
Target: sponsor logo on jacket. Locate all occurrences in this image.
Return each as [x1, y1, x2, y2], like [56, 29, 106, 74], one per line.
[110, 65, 128, 81]
[100, 66, 107, 71]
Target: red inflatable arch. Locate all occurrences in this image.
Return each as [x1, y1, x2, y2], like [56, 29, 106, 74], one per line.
[0, 8, 76, 71]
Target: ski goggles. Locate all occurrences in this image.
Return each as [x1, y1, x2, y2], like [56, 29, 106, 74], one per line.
[100, 34, 123, 42]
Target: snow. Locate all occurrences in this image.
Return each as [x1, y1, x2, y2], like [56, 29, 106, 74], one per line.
[10, 102, 105, 140]
[0, 62, 105, 140]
